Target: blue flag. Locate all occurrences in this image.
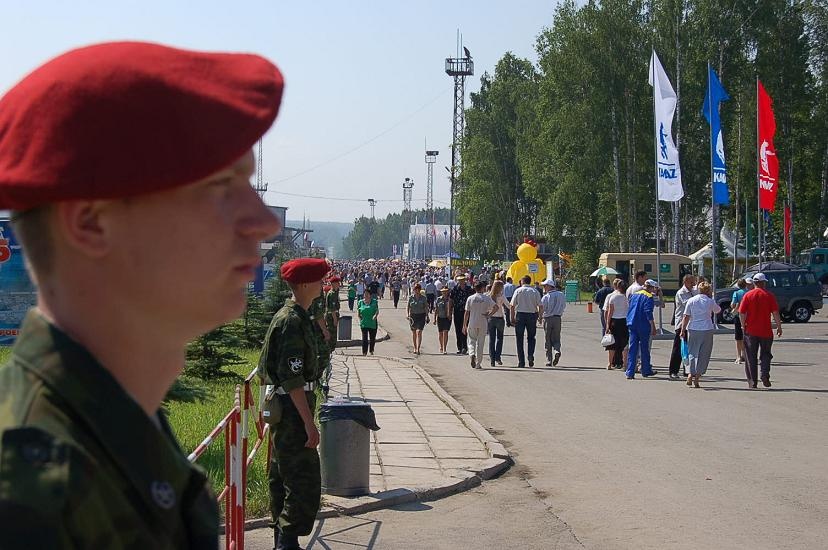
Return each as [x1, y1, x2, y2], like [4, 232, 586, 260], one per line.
[702, 66, 730, 205]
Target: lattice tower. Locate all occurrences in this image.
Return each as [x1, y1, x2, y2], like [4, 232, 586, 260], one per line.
[254, 138, 267, 197]
[445, 40, 473, 256]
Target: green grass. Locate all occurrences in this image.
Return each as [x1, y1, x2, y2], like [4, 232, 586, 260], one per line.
[0, 347, 11, 364]
[166, 348, 272, 519]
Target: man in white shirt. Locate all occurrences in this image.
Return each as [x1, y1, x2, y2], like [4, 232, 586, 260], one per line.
[668, 274, 696, 379]
[510, 276, 543, 368]
[626, 270, 647, 298]
[463, 281, 497, 369]
[503, 277, 516, 327]
[540, 279, 567, 366]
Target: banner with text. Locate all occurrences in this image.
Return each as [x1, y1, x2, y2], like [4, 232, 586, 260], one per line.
[649, 50, 684, 202]
[0, 219, 38, 345]
[702, 66, 730, 205]
[758, 80, 779, 211]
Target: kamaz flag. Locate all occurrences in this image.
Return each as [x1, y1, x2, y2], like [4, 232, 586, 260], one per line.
[702, 66, 730, 205]
[648, 50, 684, 202]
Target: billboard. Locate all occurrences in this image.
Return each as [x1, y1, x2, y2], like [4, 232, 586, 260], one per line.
[0, 218, 37, 345]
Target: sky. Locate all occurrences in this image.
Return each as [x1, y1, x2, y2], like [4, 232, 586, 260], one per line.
[1, 1, 559, 223]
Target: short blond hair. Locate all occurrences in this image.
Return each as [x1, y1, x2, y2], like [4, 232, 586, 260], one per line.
[697, 281, 712, 296]
[10, 206, 54, 278]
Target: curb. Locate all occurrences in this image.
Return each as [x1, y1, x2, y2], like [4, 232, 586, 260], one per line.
[241, 350, 511, 530]
[316, 355, 511, 518]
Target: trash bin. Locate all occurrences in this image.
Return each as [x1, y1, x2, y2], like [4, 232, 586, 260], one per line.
[337, 315, 352, 341]
[319, 398, 380, 496]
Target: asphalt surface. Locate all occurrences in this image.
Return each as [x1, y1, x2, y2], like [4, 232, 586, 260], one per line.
[373, 297, 828, 550]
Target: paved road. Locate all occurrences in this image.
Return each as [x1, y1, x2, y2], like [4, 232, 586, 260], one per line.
[242, 473, 583, 549]
[366, 298, 828, 550]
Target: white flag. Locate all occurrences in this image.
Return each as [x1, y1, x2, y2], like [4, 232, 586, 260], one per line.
[649, 50, 684, 202]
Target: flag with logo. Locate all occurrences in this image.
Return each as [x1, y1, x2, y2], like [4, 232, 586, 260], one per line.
[648, 50, 684, 202]
[702, 65, 730, 205]
[757, 80, 779, 211]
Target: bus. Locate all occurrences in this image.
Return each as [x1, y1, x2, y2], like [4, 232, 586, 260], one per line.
[597, 252, 693, 295]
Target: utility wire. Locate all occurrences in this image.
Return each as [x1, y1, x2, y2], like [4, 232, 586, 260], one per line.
[270, 190, 449, 206]
[273, 87, 451, 183]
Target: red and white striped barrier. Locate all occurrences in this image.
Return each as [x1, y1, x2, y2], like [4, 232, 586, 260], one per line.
[188, 368, 270, 550]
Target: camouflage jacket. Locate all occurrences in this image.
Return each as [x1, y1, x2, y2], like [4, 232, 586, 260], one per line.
[324, 288, 340, 326]
[258, 299, 321, 390]
[0, 310, 218, 549]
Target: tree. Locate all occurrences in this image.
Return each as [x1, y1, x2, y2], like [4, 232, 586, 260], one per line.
[459, 53, 539, 259]
[184, 326, 246, 381]
[340, 208, 451, 259]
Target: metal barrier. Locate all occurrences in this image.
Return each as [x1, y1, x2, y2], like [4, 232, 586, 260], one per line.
[188, 368, 270, 550]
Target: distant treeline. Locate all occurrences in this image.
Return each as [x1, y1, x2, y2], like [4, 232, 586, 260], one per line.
[341, 208, 451, 259]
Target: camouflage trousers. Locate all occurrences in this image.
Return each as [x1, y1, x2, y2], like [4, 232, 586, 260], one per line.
[319, 334, 335, 387]
[268, 392, 321, 537]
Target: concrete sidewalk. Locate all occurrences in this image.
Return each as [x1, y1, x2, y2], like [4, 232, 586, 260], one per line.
[319, 350, 510, 516]
[236, 341, 512, 547]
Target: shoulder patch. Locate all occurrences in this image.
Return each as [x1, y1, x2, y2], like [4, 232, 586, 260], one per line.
[288, 358, 303, 374]
[0, 427, 70, 526]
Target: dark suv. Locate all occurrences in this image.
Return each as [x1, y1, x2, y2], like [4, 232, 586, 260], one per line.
[715, 262, 823, 323]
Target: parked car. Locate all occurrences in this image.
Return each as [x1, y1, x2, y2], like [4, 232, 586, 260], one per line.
[798, 246, 828, 295]
[714, 262, 823, 323]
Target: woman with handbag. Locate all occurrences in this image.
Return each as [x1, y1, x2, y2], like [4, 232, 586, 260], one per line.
[486, 280, 509, 366]
[679, 282, 721, 388]
[433, 287, 453, 354]
[603, 279, 629, 370]
[407, 282, 429, 355]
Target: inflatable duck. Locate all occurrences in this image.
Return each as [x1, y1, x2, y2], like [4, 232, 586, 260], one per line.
[506, 238, 547, 285]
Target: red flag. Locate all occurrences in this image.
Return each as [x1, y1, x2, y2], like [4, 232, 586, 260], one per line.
[784, 205, 792, 257]
[758, 81, 779, 211]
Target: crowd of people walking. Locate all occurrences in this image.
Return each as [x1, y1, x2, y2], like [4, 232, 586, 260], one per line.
[332, 259, 784, 390]
[332, 259, 569, 371]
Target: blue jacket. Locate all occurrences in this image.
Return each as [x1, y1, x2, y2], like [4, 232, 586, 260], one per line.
[626, 289, 654, 329]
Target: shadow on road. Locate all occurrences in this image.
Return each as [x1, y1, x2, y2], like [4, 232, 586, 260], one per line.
[308, 517, 382, 550]
[702, 387, 828, 394]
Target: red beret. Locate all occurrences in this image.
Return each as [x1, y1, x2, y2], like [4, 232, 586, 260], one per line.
[0, 41, 284, 210]
[281, 258, 330, 284]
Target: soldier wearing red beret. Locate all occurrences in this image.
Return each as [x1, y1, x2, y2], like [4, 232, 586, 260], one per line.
[257, 257, 330, 550]
[0, 42, 283, 549]
[323, 274, 342, 377]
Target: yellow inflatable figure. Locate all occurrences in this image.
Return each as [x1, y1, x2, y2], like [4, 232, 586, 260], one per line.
[506, 240, 547, 285]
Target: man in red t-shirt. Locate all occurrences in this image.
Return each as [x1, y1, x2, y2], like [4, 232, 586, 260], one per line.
[738, 273, 782, 388]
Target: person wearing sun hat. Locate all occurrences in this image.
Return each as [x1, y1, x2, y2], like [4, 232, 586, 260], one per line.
[258, 257, 331, 550]
[738, 272, 782, 389]
[0, 41, 283, 548]
[449, 274, 474, 354]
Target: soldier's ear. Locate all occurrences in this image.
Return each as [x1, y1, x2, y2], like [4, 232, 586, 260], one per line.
[54, 200, 113, 259]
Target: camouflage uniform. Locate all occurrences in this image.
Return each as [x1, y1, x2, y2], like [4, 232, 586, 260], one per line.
[324, 288, 340, 351]
[0, 311, 219, 549]
[258, 299, 322, 539]
[308, 296, 331, 380]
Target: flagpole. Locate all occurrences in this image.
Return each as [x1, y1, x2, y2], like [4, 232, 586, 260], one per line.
[651, 49, 664, 334]
[708, 62, 719, 326]
[745, 198, 750, 271]
[756, 77, 762, 270]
